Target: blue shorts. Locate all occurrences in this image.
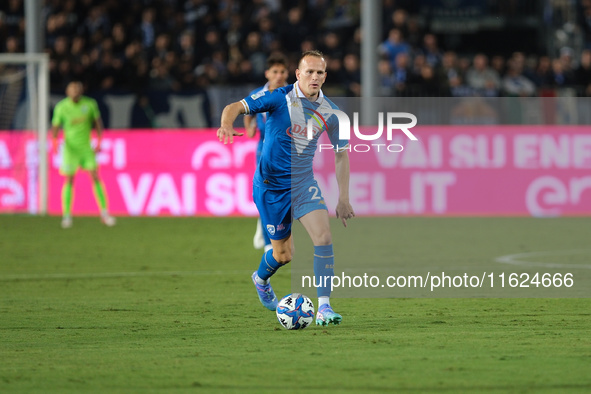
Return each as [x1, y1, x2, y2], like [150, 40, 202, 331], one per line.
[253, 179, 328, 241]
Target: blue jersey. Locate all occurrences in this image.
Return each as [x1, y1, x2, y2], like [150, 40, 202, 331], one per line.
[241, 82, 349, 190]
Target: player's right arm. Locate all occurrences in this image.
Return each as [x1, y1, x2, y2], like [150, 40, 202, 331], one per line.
[50, 102, 63, 153]
[217, 102, 246, 144]
[218, 90, 280, 144]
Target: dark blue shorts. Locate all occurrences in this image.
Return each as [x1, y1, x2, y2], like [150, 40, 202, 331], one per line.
[253, 179, 328, 241]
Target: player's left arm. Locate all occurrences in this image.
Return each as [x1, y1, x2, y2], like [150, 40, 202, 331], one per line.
[93, 116, 104, 153]
[50, 103, 62, 154]
[91, 100, 104, 153]
[326, 103, 355, 226]
[243, 114, 257, 138]
[334, 150, 355, 227]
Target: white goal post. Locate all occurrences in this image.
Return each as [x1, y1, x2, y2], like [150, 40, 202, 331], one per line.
[0, 53, 49, 214]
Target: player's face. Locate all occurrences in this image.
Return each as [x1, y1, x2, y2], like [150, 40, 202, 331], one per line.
[296, 56, 327, 100]
[66, 82, 83, 102]
[265, 65, 288, 90]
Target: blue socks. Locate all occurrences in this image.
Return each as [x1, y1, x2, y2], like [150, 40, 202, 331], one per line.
[257, 249, 282, 281]
[314, 244, 334, 298]
[255, 244, 335, 302]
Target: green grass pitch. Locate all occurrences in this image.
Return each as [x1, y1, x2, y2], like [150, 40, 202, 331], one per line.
[1, 215, 590, 393]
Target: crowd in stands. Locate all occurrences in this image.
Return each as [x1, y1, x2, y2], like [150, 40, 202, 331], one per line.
[1, 0, 591, 97]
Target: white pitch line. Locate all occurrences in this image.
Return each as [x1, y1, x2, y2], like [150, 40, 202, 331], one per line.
[495, 249, 591, 269]
[0, 269, 254, 281]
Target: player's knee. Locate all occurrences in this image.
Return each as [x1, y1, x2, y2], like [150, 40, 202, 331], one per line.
[315, 232, 332, 246]
[273, 248, 292, 265]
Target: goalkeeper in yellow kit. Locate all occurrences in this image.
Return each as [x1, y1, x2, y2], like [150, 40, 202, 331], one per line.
[51, 81, 116, 228]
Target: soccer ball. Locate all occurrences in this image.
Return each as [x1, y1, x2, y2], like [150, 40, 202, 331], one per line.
[276, 293, 315, 330]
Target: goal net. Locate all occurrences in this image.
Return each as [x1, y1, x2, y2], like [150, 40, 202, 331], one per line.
[0, 54, 49, 214]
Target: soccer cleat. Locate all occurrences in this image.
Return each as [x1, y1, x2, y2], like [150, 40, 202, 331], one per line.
[61, 217, 73, 229]
[101, 213, 116, 227]
[251, 272, 278, 311]
[316, 304, 342, 326]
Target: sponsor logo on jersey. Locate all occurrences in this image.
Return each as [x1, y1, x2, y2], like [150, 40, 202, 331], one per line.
[286, 124, 322, 139]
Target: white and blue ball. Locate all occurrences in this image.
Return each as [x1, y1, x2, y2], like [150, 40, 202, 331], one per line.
[276, 293, 315, 330]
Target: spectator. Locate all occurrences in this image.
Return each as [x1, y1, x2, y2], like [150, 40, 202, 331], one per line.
[70, 36, 86, 63]
[320, 31, 344, 60]
[4, 35, 21, 53]
[325, 55, 344, 86]
[438, 51, 462, 92]
[385, 8, 409, 39]
[80, 5, 110, 39]
[3, 0, 24, 37]
[52, 36, 71, 63]
[149, 58, 177, 91]
[457, 56, 472, 79]
[111, 23, 128, 57]
[405, 16, 423, 48]
[226, 14, 245, 48]
[530, 56, 554, 88]
[279, 7, 309, 53]
[581, 6, 591, 49]
[151, 33, 172, 62]
[551, 58, 575, 87]
[523, 54, 539, 83]
[575, 49, 591, 95]
[201, 28, 224, 62]
[559, 47, 577, 82]
[409, 64, 443, 96]
[491, 55, 506, 77]
[257, 17, 277, 51]
[323, 0, 359, 32]
[379, 28, 411, 68]
[392, 52, 411, 96]
[466, 53, 501, 96]
[184, 0, 213, 36]
[377, 58, 396, 96]
[411, 54, 426, 78]
[502, 59, 536, 96]
[420, 33, 442, 67]
[138, 8, 157, 49]
[176, 30, 196, 65]
[131, 94, 157, 128]
[243, 31, 267, 77]
[345, 27, 362, 57]
[342, 53, 361, 96]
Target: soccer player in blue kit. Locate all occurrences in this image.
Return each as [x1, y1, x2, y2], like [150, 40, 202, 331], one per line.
[217, 51, 355, 326]
[244, 53, 289, 253]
